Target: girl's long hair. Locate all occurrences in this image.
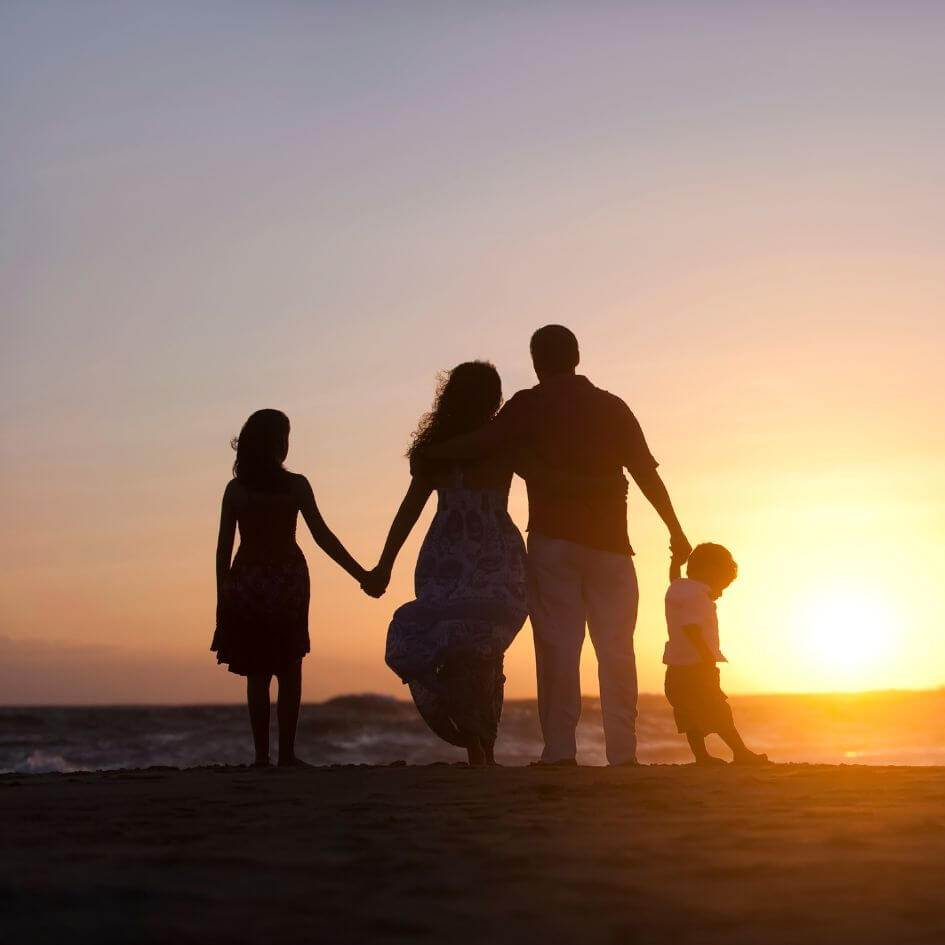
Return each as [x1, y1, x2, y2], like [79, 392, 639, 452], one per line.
[407, 361, 502, 470]
[231, 409, 290, 490]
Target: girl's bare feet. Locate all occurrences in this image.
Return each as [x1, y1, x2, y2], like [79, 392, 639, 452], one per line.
[278, 756, 313, 768]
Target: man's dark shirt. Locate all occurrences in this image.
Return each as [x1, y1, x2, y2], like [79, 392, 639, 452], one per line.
[494, 374, 658, 556]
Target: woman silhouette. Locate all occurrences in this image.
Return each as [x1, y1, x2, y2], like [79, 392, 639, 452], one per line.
[363, 363, 529, 765]
[213, 409, 368, 766]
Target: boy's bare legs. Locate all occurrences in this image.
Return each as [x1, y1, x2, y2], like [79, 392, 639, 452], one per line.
[686, 732, 727, 766]
[715, 718, 768, 764]
[247, 674, 272, 766]
[276, 659, 309, 766]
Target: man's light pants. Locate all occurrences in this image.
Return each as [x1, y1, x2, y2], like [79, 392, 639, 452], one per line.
[527, 534, 640, 765]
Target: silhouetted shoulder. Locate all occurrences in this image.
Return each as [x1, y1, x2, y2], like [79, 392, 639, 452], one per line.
[493, 387, 535, 434]
[223, 477, 245, 506]
[506, 387, 537, 407]
[286, 472, 314, 501]
[595, 387, 659, 474]
[408, 453, 436, 480]
[591, 384, 631, 412]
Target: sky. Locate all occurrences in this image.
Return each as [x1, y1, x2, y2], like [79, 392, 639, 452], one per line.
[2, 1, 944, 703]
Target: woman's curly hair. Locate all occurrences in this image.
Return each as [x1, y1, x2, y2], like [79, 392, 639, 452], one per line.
[407, 361, 502, 471]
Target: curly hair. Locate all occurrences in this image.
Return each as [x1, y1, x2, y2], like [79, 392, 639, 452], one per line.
[686, 543, 738, 588]
[231, 408, 290, 490]
[407, 361, 502, 470]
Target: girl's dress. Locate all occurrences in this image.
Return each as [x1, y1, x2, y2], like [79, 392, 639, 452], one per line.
[212, 485, 310, 676]
[385, 469, 528, 748]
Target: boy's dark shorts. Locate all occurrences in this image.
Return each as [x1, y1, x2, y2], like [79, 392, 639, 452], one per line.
[664, 663, 733, 736]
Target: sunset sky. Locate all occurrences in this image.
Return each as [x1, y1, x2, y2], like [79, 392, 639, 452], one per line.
[2, 2, 944, 703]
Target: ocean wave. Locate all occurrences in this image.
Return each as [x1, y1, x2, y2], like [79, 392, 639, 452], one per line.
[19, 750, 78, 774]
[2, 692, 944, 771]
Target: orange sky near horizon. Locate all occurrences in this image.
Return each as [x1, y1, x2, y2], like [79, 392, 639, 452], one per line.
[2, 4, 944, 703]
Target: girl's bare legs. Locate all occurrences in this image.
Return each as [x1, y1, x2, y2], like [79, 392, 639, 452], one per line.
[276, 660, 307, 766]
[247, 674, 273, 766]
[461, 731, 487, 767]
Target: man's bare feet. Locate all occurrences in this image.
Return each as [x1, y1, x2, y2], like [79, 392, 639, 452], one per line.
[732, 751, 769, 765]
[694, 755, 728, 766]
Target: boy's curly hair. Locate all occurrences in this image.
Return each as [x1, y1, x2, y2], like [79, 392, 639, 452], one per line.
[686, 543, 738, 587]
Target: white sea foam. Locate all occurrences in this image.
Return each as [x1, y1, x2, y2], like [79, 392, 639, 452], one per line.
[21, 750, 77, 774]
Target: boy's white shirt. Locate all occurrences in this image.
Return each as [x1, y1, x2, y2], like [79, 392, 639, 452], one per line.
[663, 578, 727, 666]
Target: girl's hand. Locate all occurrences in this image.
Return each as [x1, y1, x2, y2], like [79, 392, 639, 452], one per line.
[360, 565, 391, 599]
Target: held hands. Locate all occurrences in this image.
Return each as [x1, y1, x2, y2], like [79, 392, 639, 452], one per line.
[360, 564, 391, 599]
[669, 530, 692, 582]
[670, 530, 692, 564]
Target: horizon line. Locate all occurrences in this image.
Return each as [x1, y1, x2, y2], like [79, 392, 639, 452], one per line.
[3, 686, 944, 710]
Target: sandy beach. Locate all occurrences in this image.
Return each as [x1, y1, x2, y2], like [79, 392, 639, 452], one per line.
[3, 764, 944, 944]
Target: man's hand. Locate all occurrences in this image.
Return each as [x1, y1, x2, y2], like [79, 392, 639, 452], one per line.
[360, 565, 391, 599]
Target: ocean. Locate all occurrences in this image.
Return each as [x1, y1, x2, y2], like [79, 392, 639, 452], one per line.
[2, 690, 944, 774]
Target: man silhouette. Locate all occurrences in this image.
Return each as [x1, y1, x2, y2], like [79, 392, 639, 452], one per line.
[426, 325, 691, 765]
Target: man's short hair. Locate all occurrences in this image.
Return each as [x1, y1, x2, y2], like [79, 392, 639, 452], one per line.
[530, 325, 580, 375]
[686, 543, 738, 588]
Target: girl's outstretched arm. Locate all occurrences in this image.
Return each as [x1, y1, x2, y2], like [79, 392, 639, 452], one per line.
[215, 481, 238, 621]
[364, 475, 433, 596]
[297, 475, 367, 583]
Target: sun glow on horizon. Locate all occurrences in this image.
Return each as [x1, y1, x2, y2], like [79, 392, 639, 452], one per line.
[796, 587, 897, 689]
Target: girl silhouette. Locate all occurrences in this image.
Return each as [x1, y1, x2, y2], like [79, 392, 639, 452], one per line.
[213, 409, 368, 766]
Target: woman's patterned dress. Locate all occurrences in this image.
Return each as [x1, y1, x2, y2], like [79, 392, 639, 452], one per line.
[385, 476, 528, 748]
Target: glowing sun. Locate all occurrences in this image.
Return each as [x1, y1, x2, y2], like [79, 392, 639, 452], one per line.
[799, 588, 895, 678]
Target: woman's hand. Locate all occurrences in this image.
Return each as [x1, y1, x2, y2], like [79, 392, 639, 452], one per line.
[360, 565, 391, 599]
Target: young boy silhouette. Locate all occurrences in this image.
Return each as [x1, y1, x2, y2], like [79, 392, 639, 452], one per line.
[663, 543, 768, 765]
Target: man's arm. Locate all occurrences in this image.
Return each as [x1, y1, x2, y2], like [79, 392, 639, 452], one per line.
[629, 464, 692, 561]
[619, 403, 691, 561]
[423, 394, 527, 463]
